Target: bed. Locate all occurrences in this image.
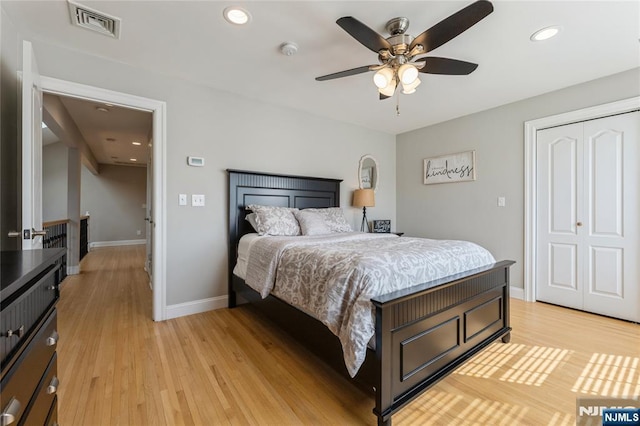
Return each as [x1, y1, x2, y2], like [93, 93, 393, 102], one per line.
[227, 169, 515, 425]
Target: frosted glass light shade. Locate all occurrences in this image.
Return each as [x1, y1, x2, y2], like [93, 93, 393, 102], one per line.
[398, 64, 418, 85]
[402, 77, 421, 94]
[373, 67, 394, 89]
[379, 81, 396, 97]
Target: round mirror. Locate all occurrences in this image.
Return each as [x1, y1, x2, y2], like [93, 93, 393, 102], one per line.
[358, 155, 379, 191]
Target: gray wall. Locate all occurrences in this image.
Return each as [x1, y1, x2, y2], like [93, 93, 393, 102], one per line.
[28, 40, 396, 306]
[81, 164, 147, 243]
[396, 68, 640, 289]
[0, 8, 22, 250]
[42, 141, 68, 222]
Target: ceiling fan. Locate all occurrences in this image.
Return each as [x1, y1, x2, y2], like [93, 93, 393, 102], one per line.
[316, 0, 494, 99]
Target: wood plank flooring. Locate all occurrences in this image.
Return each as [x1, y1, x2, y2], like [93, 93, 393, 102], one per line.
[57, 246, 639, 425]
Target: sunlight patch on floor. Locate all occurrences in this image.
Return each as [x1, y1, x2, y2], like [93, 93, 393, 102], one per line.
[455, 342, 524, 378]
[396, 390, 529, 426]
[499, 345, 571, 386]
[548, 411, 575, 425]
[571, 353, 640, 396]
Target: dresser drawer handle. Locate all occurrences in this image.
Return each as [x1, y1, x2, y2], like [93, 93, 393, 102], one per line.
[3, 326, 24, 339]
[0, 397, 21, 426]
[46, 377, 59, 395]
[46, 330, 59, 347]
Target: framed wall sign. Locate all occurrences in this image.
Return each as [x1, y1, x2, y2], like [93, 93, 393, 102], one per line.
[423, 150, 476, 185]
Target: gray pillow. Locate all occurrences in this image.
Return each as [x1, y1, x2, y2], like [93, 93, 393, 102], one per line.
[294, 210, 331, 236]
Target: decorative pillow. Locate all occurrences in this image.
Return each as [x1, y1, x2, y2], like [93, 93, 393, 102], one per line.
[305, 207, 353, 233]
[245, 213, 259, 231]
[246, 205, 300, 236]
[294, 210, 332, 236]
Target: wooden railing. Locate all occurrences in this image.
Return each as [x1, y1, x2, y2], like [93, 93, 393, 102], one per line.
[42, 216, 90, 279]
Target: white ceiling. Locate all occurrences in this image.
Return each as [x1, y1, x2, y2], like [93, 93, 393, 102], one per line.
[4, 0, 639, 141]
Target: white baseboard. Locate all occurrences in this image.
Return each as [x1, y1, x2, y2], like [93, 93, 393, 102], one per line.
[165, 295, 228, 320]
[510, 286, 524, 300]
[67, 265, 80, 275]
[89, 239, 146, 249]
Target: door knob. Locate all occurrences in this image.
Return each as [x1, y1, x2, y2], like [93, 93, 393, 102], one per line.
[577, 222, 583, 227]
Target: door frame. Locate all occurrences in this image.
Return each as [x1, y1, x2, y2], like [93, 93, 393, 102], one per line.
[41, 76, 168, 322]
[523, 96, 640, 302]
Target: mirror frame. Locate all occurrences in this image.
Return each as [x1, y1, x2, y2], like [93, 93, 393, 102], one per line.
[358, 154, 379, 192]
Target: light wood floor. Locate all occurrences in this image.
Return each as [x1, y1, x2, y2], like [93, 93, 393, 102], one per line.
[57, 246, 639, 425]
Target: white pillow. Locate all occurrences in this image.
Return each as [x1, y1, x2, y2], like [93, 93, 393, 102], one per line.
[305, 207, 353, 233]
[245, 213, 259, 231]
[246, 205, 301, 236]
[294, 210, 332, 236]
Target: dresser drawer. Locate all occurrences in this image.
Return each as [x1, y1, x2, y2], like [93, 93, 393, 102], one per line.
[1, 265, 59, 371]
[45, 396, 57, 426]
[19, 353, 57, 426]
[0, 310, 58, 425]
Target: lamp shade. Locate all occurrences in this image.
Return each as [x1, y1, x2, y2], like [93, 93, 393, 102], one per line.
[353, 189, 375, 207]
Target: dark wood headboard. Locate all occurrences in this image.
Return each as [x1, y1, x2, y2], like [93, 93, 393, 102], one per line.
[227, 169, 343, 296]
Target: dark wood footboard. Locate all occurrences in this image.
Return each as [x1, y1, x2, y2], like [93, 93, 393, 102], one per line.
[371, 260, 514, 425]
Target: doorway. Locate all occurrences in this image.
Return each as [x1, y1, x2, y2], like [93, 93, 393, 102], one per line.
[524, 97, 640, 321]
[41, 76, 167, 321]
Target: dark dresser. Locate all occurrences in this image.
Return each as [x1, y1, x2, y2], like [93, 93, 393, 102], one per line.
[1, 249, 64, 426]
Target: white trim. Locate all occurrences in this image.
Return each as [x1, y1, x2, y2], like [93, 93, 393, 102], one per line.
[40, 76, 168, 321]
[510, 286, 524, 301]
[523, 96, 640, 303]
[67, 265, 80, 276]
[165, 296, 228, 320]
[89, 239, 146, 249]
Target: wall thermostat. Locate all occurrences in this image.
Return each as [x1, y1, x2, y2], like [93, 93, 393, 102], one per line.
[187, 156, 205, 167]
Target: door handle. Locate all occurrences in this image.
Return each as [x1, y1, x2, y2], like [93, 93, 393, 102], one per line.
[31, 228, 48, 238]
[576, 222, 583, 227]
[7, 231, 21, 238]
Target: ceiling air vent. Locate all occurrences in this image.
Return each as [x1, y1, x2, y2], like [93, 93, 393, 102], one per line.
[68, 1, 121, 39]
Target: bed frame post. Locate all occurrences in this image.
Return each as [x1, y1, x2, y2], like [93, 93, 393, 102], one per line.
[374, 303, 393, 426]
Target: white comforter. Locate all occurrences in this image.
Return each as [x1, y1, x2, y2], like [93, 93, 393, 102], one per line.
[239, 232, 495, 377]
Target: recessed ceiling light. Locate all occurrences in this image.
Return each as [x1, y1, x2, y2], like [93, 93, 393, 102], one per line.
[130, 158, 137, 162]
[530, 26, 561, 42]
[132, 141, 141, 146]
[223, 6, 251, 25]
[96, 106, 110, 113]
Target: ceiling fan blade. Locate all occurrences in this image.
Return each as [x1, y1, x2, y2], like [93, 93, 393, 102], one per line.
[409, 0, 494, 53]
[337, 17, 392, 53]
[315, 65, 374, 81]
[416, 57, 478, 75]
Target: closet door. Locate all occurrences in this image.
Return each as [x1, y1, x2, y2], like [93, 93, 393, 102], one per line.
[537, 111, 639, 321]
[536, 123, 584, 310]
[581, 112, 639, 321]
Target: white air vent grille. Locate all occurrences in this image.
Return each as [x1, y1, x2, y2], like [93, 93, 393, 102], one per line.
[68, 1, 121, 39]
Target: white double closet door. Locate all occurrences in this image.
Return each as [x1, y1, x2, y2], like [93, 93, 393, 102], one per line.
[536, 111, 639, 322]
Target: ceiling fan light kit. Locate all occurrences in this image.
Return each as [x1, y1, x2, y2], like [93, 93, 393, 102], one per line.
[316, 0, 494, 102]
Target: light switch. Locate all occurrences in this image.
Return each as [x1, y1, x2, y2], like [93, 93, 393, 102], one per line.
[497, 196, 506, 207]
[192, 194, 205, 207]
[179, 194, 187, 206]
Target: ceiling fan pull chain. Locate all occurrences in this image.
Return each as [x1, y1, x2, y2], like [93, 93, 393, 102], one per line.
[396, 94, 401, 116]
